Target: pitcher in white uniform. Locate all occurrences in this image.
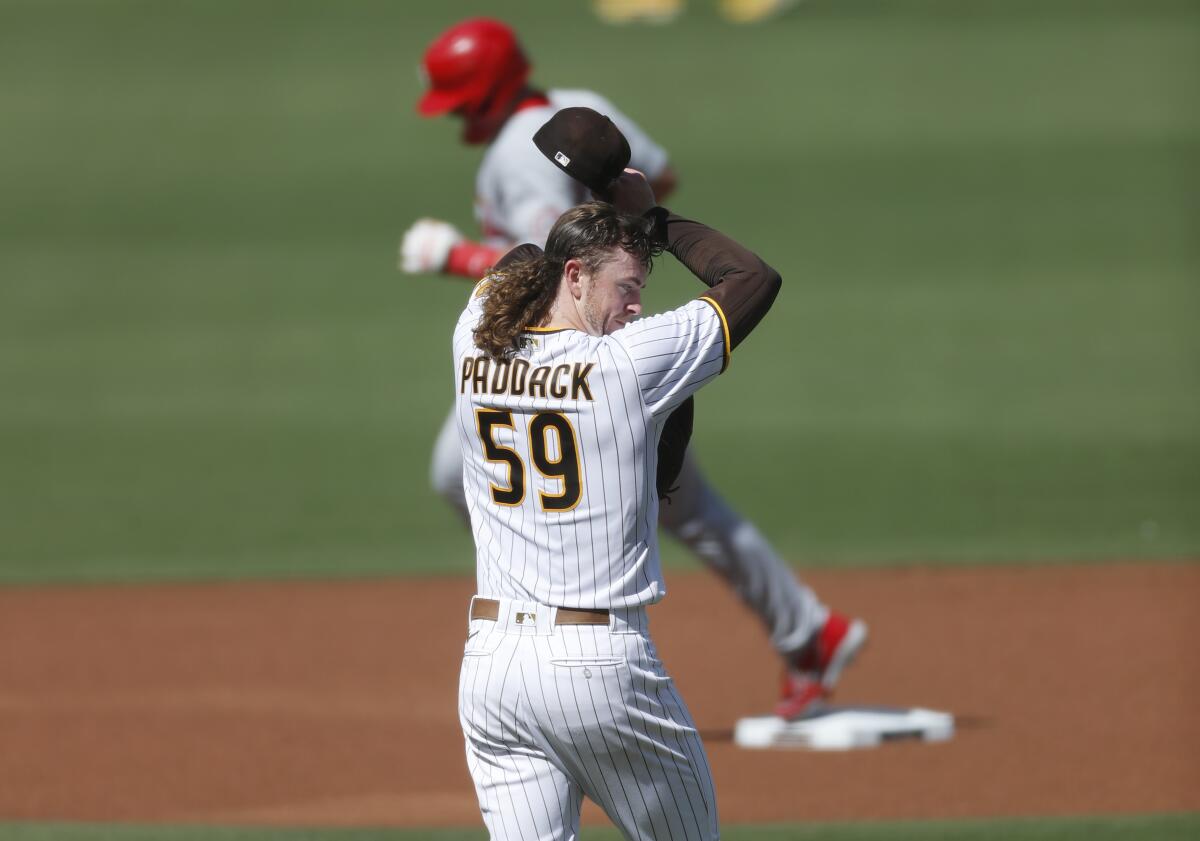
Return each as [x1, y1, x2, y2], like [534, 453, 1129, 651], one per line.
[405, 18, 866, 721]
[455, 103, 785, 833]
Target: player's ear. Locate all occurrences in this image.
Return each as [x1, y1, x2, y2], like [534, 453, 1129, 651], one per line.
[563, 259, 585, 300]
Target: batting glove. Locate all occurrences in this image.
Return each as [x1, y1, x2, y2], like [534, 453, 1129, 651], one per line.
[399, 218, 464, 274]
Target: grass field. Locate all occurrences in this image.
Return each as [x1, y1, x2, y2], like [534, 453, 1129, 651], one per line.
[1, 0, 1197, 837]
[2, 0, 1196, 584]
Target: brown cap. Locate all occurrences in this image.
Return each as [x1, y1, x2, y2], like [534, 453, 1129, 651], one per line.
[533, 107, 632, 197]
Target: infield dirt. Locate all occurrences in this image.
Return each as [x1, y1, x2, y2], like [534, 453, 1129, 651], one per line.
[1, 563, 1196, 826]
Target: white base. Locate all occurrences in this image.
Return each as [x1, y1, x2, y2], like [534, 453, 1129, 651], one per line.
[734, 704, 954, 751]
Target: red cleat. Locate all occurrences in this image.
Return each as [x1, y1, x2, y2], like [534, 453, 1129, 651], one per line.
[774, 612, 868, 720]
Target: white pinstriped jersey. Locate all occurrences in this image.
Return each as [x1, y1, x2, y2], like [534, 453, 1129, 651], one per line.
[475, 89, 670, 248]
[453, 285, 730, 609]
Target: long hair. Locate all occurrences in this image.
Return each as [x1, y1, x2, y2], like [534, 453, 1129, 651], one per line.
[473, 202, 662, 359]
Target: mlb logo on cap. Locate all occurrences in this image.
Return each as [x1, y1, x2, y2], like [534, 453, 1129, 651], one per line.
[533, 107, 631, 197]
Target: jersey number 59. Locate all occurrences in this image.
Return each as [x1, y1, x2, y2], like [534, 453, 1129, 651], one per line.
[475, 409, 582, 512]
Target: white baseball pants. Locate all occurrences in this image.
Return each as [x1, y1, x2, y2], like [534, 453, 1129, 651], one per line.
[459, 597, 719, 841]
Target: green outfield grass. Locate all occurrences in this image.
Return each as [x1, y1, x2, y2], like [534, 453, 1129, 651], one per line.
[2, 6, 1194, 837]
[3, 814, 1199, 841]
[1, 0, 1198, 583]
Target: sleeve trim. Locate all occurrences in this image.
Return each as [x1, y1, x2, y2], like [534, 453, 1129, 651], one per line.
[698, 296, 731, 373]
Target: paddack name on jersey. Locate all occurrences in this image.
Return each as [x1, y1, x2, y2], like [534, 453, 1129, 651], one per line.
[460, 356, 595, 401]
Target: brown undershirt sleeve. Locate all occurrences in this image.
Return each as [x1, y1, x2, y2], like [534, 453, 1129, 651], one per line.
[649, 208, 782, 351]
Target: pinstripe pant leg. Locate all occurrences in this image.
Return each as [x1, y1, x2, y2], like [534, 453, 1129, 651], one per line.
[461, 628, 584, 841]
[464, 742, 584, 841]
[529, 626, 720, 841]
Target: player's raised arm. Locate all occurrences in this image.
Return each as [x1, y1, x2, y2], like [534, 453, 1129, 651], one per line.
[661, 210, 781, 350]
[535, 109, 781, 350]
[606, 169, 781, 350]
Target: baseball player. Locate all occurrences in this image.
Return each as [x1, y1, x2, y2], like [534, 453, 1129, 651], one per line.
[404, 18, 865, 721]
[455, 107, 782, 838]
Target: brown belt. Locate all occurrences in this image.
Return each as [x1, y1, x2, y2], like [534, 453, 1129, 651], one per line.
[471, 597, 609, 626]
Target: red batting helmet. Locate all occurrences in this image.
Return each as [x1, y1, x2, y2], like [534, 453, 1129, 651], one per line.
[417, 18, 531, 143]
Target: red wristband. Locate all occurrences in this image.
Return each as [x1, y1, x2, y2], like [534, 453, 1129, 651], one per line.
[446, 241, 507, 280]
